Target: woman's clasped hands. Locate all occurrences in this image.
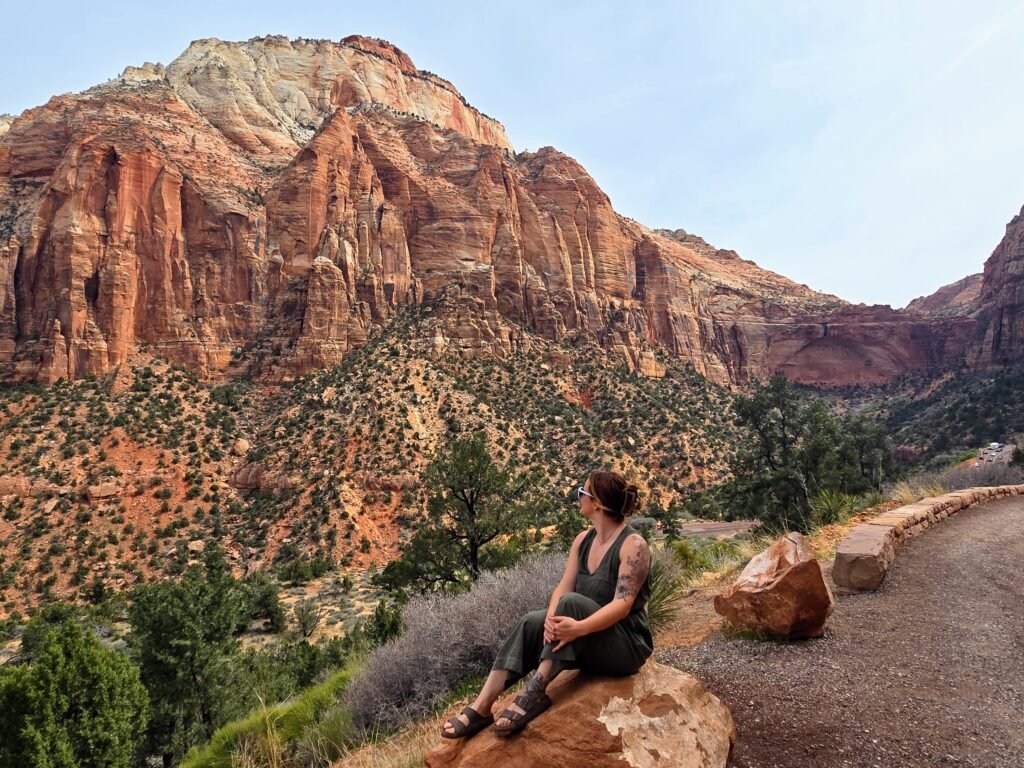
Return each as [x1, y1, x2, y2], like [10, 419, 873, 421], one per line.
[544, 614, 584, 651]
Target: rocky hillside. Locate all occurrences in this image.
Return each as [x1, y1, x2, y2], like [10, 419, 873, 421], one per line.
[3, 33, 1024, 619]
[0, 303, 741, 615]
[876, 365, 1024, 463]
[0, 35, 988, 388]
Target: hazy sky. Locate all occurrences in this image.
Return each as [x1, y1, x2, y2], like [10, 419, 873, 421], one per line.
[4, 0, 1024, 308]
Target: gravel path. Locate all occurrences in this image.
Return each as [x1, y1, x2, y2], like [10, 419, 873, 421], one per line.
[659, 496, 1024, 768]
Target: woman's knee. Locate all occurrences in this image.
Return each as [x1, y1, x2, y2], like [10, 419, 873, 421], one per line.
[555, 592, 592, 616]
[522, 608, 547, 631]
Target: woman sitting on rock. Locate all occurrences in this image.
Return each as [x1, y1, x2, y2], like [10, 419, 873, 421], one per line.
[441, 470, 653, 739]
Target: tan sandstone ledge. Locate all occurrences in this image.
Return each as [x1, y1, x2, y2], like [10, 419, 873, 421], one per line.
[425, 662, 735, 768]
[832, 484, 1024, 590]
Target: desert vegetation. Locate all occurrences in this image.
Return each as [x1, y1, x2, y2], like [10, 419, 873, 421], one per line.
[0, 546, 368, 768]
[0, 306, 745, 766]
[683, 375, 893, 532]
[826, 364, 1024, 468]
[0, 306, 740, 616]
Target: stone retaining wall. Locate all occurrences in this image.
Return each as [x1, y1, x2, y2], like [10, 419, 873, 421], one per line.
[832, 485, 1024, 590]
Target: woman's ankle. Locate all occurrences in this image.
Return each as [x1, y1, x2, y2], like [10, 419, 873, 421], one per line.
[471, 695, 493, 715]
[525, 670, 550, 694]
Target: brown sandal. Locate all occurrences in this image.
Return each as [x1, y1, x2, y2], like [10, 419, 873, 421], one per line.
[492, 689, 553, 736]
[441, 706, 494, 740]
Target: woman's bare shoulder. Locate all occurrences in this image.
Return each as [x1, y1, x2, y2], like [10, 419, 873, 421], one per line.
[623, 531, 649, 551]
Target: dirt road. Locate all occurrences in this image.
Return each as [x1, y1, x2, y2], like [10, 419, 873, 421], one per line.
[660, 496, 1024, 768]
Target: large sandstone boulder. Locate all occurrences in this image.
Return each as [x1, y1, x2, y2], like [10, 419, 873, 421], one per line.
[0, 475, 29, 496]
[230, 462, 294, 492]
[714, 532, 834, 639]
[425, 662, 734, 768]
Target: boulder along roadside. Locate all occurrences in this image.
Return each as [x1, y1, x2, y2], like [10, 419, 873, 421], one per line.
[659, 495, 1024, 768]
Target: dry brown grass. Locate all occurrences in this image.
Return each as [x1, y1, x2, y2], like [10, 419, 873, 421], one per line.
[333, 719, 439, 768]
[653, 582, 725, 650]
[228, 698, 288, 768]
[806, 500, 901, 559]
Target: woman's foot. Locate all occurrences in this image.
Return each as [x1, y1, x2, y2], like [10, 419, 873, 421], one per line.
[492, 689, 552, 736]
[492, 699, 526, 730]
[492, 672, 553, 736]
[441, 706, 493, 739]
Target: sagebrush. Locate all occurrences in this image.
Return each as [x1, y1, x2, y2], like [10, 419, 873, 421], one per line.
[342, 552, 564, 734]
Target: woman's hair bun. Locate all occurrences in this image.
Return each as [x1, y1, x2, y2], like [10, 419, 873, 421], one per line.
[620, 484, 640, 517]
[588, 471, 641, 522]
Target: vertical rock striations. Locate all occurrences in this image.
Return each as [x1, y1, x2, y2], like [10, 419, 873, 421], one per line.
[970, 206, 1024, 367]
[0, 35, 1007, 386]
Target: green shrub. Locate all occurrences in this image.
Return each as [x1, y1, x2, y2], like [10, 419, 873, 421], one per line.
[1010, 446, 1024, 468]
[244, 572, 285, 633]
[0, 621, 148, 768]
[180, 664, 356, 768]
[294, 599, 324, 638]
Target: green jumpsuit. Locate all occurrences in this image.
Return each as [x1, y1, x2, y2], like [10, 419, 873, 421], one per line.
[492, 526, 653, 685]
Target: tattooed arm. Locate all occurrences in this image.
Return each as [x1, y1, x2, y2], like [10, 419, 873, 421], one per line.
[549, 534, 651, 649]
[613, 534, 652, 608]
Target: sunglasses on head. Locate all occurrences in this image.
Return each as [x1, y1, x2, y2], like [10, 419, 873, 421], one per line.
[576, 486, 595, 500]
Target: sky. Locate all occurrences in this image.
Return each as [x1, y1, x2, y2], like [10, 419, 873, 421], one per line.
[4, 0, 1024, 308]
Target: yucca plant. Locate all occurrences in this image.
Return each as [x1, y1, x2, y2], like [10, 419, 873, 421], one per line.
[672, 539, 710, 576]
[646, 549, 686, 632]
[699, 537, 746, 571]
[809, 489, 858, 525]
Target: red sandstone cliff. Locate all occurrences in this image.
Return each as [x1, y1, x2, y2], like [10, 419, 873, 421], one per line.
[966, 207, 1024, 368]
[0, 36, 993, 387]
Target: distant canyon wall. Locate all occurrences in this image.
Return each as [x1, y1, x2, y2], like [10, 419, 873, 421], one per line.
[0, 36, 1013, 387]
